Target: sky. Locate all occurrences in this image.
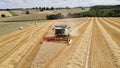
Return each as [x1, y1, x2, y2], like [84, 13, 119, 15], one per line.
[0, 0, 120, 9]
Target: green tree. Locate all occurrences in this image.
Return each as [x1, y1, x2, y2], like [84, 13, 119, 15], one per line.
[1, 14, 6, 17]
[51, 7, 54, 10]
[46, 13, 65, 20]
[39, 7, 41, 9]
[26, 11, 30, 14]
[46, 7, 49, 10]
[6, 8, 10, 11]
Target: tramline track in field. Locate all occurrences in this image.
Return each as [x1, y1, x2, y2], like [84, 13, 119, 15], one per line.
[99, 18, 120, 47]
[109, 18, 120, 23]
[0, 22, 53, 68]
[18, 23, 53, 68]
[0, 17, 120, 68]
[88, 18, 116, 68]
[100, 18, 120, 32]
[0, 25, 35, 51]
[0, 23, 50, 63]
[0, 25, 35, 43]
[0, 25, 41, 62]
[96, 18, 120, 68]
[102, 18, 120, 29]
[107, 18, 120, 24]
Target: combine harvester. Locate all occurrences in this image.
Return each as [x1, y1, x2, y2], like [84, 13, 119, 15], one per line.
[43, 25, 72, 45]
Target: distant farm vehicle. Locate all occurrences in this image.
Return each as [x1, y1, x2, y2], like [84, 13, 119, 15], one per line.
[43, 25, 72, 45]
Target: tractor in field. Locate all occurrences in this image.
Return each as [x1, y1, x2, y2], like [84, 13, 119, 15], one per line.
[43, 25, 72, 45]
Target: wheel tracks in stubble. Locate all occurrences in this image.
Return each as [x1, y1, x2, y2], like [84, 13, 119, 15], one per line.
[66, 18, 93, 68]
[88, 18, 117, 68]
[0, 25, 37, 63]
[0, 25, 35, 52]
[17, 23, 53, 68]
[0, 23, 51, 68]
[0, 25, 35, 43]
[109, 18, 120, 23]
[0, 25, 41, 62]
[99, 17, 120, 46]
[0, 25, 37, 53]
[102, 18, 120, 28]
[44, 18, 90, 68]
[99, 18, 120, 32]
[96, 18, 120, 68]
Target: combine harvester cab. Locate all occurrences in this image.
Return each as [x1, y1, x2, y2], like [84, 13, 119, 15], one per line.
[43, 25, 72, 45]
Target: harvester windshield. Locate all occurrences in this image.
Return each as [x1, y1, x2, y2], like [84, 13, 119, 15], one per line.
[55, 29, 65, 36]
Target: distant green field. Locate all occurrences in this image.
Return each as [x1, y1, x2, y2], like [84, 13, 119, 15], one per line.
[0, 20, 44, 36]
[9, 11, 18, 16]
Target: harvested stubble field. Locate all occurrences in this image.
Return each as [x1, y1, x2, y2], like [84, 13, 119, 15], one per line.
[0, 17, 120, 68]
[0, 8, 89, 22]
[12, 8, 90, 16]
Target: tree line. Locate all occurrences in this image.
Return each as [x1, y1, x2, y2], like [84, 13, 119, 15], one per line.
[46, 5, 120, 20]
[46, 13, 65, 20]
[70, 5, 120, 17]
[32, 7, 70, 11]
